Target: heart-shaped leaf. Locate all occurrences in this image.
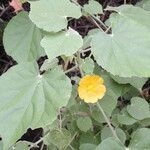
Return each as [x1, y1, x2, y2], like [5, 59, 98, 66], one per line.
[0, 62, 72, 149]
[91, 5, 150, 77]
[41, 28, 83, 61]
[127, 97, 150, 120]
[3, 11, 45, 63]
[129, 128, 150, 150]
[29, 0, 81, 32]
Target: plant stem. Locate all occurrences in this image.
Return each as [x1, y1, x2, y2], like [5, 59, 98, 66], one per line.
[96, 102, 120, 142]
[91, 15, 108, 30]
[75, 52, 84, 77]
[59, 108, 62, 131]
[88, 16, 103, 32]
[29, 128, 50, 149]
[71, 0, 109, 32]
[64, 132, 78, 150]
[64, 65, 78, 74]
[30, 137, 44, 149]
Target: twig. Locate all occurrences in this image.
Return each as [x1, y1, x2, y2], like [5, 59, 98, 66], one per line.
[0, 6, 10, 18]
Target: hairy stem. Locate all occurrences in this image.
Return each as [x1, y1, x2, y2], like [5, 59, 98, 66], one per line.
[97, 102, 121, 142]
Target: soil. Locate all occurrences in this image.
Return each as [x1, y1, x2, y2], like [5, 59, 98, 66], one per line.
[0, 0, 144, 149]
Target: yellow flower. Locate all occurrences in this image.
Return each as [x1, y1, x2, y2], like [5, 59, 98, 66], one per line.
[78, 75, 106, 103]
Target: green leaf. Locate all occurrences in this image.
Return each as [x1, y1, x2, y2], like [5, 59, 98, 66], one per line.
[0, 141, 3, 150]
[91, 5, 150, 77]
[9, 141, 29, 150]
[83, 0, 103, 15]
[117, 109, 138, 125]
[46, 129, 71, 150]
[140, 118, 150, 127]
[0, 62, 72, 150]
[92, 107, 108, 123]
[41, 28, 83, 61]
[142, 0, 150, 11]
[82, 29, 99, 49]
[29, 0, 81, 32]
[129, 128, 150, 150]
[95, 137, 125, 150]
[127, 97, 150, 120]
[40, 58, 59, 72]
[79, 132, 99, 145]
[137, 0, 150, 11]
[101, 127, 126, 144]
[77, 117, 92, 132]
[80, 143, 97, 150]
[47, 144, 57, 150]
[110, 75, 147, 90]
[3, 11, 45, 63]
[81, 58, 94, 74]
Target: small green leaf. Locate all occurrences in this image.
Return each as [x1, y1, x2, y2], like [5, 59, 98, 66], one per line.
[46, 129, 71, 150]
[79, 132, 99, 145]
[80, 143, 97, 150]
[41, 28, 83, 61]
[140, 118, 150, 127]
[127, 97, 150, 120]
[117, 109, 138, 125]
[92, 108, 109, 123]
[29, 0, 81, 32]
[101, 127, 126, 144]
[83, 0, 103, 15]
[3, 11, 45, 63]
[0, 62, 72, 150]
[129, 128, 150, 150]
[77, 117, 92, 132]
[40, 58, 58, 72]
[96, 137, 125, 150]
[81, 58, 94, 74]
